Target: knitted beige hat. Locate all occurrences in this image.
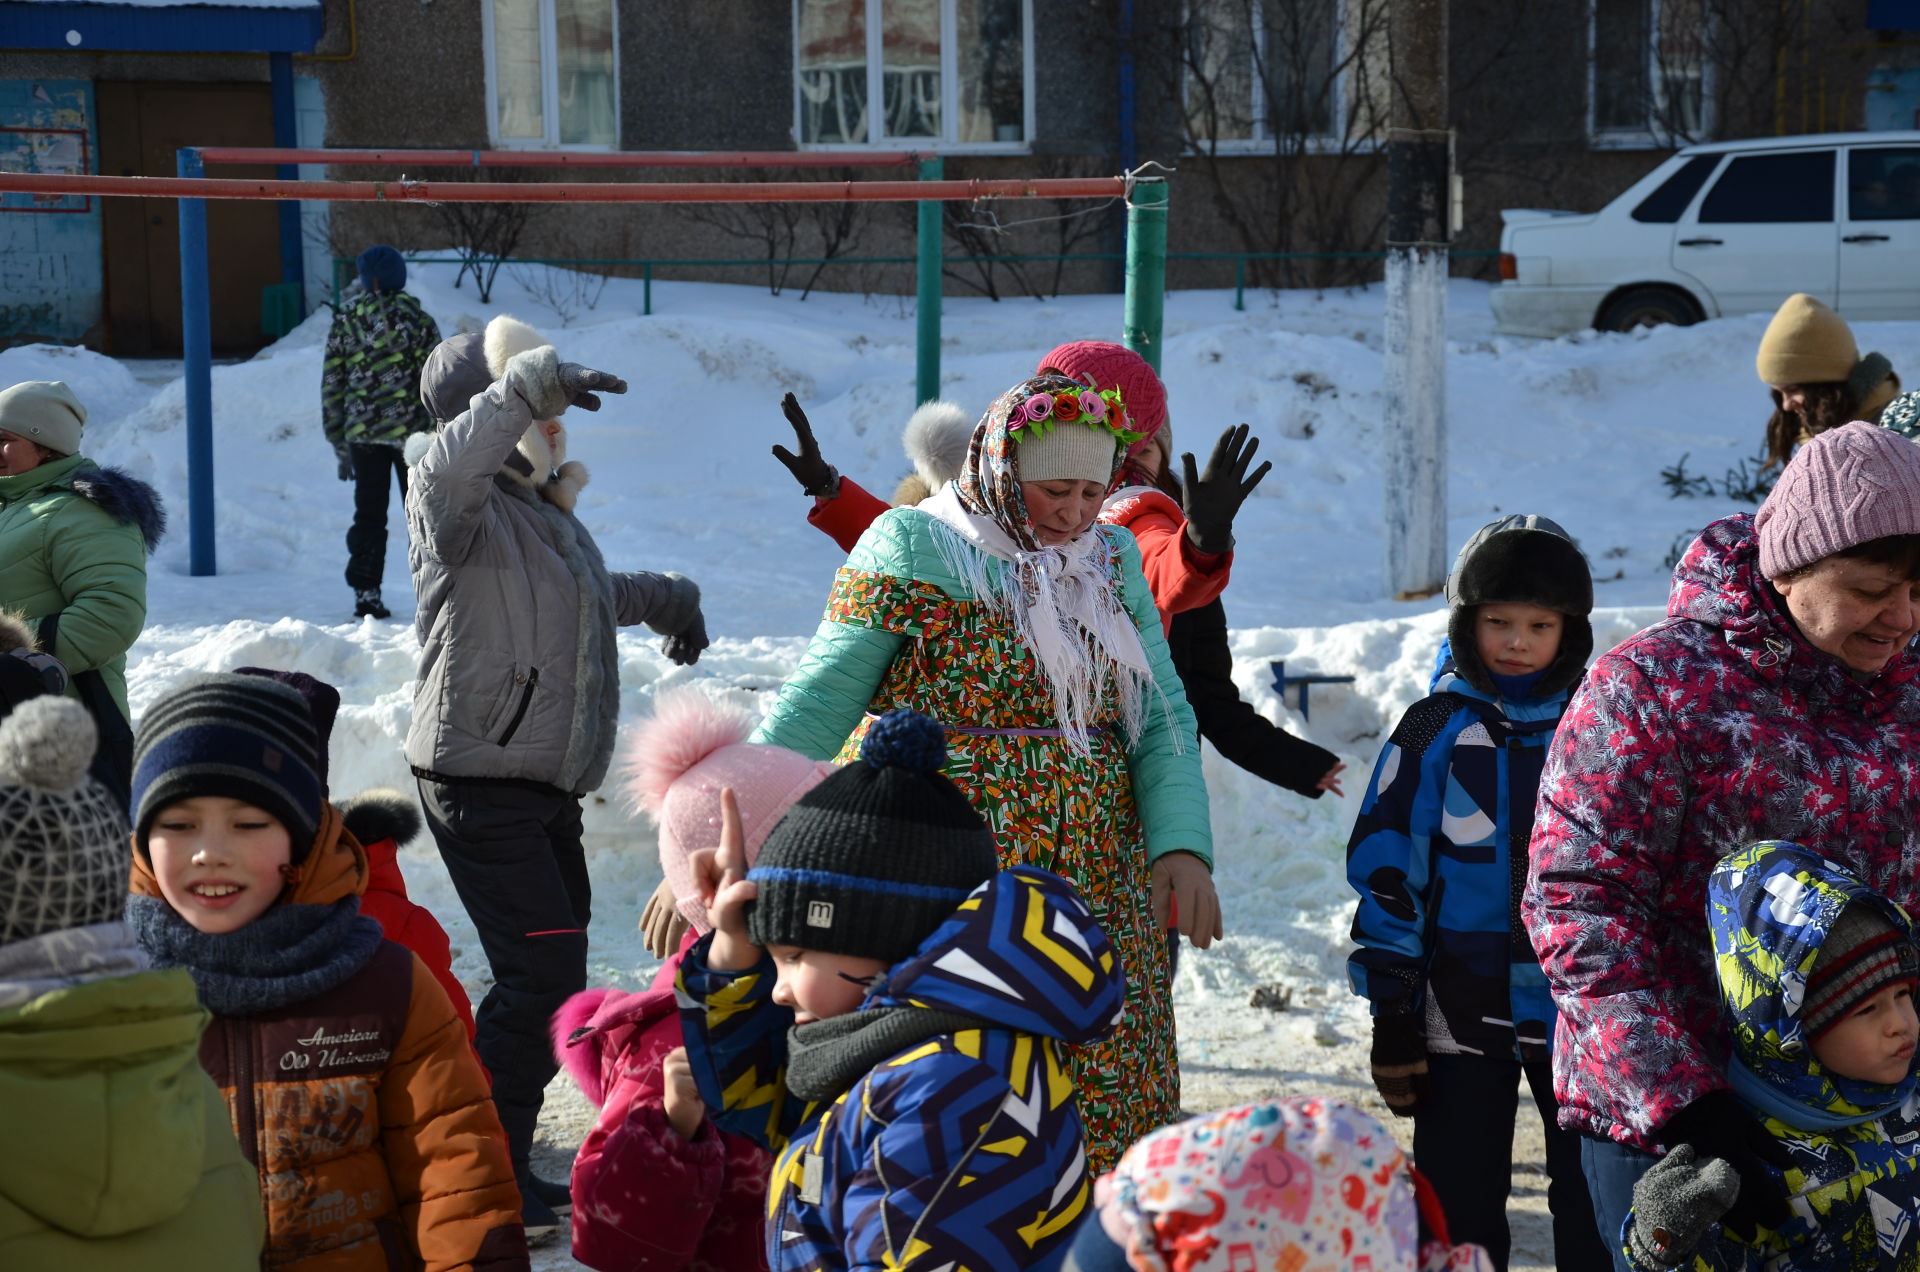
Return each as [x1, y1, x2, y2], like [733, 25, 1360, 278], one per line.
[0, 381, 85, 457]
[1016, 422, 1119, 484]
[1757, 295, 1859, 386]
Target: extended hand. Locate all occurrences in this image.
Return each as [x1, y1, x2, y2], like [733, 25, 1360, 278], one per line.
[661, 1046, 705, 1141]
[1180, 423, 1272, 555]
[662, 609, 709, 667]
[555, 362, 628, 412]
[333, 442, 354, 482]
[639, 876, 690, 958]
[1659, 1089, 1792, 1241]
[1316, 762, 1347, 797]
[772, 392, 841, 498]
[1628, 1144, 1740, 1270]
[1151, 850, 1223, 949]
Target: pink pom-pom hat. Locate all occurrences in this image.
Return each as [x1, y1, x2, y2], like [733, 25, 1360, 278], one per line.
[619, 686, 838, 932]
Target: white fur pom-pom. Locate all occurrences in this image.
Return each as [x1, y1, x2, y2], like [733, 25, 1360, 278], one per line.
[0, 696, 97, 793]
[903, 399, 977, 490]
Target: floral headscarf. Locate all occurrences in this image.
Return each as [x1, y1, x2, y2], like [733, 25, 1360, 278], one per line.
[915, 374, 1160, 754]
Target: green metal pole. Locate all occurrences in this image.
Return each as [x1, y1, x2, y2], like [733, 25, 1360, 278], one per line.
[643, 262, 652, 317]
[1234, 257, 1245, 312]
[915, 156, 943, 405]
[1123, 177, 1167, 372]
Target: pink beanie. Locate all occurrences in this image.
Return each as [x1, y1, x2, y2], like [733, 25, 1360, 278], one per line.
[1756, 420, 1920, 578]
[1037, 340, 1167, 453]
[619, 687, 837, 932]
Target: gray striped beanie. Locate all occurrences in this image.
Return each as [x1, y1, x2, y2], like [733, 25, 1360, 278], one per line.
[746, 710, 998, 966]
[131, 672, 325, 861]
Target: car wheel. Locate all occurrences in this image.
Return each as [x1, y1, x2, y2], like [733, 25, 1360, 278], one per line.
[1596, 287, 1699, 332]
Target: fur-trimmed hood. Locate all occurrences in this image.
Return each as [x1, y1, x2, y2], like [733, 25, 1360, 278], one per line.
[67, 465, 166, 554]
[339, 787, 423, 848]
[0, 608, 33, 654]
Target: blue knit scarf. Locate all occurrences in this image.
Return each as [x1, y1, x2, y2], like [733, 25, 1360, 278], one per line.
[125, 893, 384, 1017]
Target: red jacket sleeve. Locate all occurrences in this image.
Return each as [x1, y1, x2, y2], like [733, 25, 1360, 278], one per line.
[806, 478, 889, 554]
[1100, 488, 1231, 631]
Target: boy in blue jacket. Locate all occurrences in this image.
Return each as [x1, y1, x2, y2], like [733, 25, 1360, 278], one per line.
[1345, 514, 1607, 1272]
[676, 709, 1122, 1272]
[1624, 841, 1920, 1271]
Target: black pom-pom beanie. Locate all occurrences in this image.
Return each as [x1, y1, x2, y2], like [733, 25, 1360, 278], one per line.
[745, 709, 997, 965]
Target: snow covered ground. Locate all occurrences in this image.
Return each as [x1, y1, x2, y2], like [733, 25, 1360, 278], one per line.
[11, 265, 1914, 1267]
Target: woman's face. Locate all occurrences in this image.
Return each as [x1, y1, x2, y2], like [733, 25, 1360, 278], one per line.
[0, 430, 50, 477]
[1021, 479, 1107, 546]
[1775, 554, 1920, 675]
[1773, 384, 1810, 418]
[1139, 431, 1172, 483]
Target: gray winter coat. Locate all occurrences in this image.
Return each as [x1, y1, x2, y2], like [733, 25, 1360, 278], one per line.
[404, 359, 697, 795]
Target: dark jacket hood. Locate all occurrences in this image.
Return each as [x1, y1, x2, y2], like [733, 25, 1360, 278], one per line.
[866, 866, 1124, 1046]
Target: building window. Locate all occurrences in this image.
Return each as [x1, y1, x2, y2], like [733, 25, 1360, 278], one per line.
[485, 0, 618, 149]
[1182, 0, 1348, 150]
[1590, 0, 1708, 146]
[794, 0, 1031, 150]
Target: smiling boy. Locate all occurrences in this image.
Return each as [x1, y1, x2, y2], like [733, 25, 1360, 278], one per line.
[124, 672, 529, 1271]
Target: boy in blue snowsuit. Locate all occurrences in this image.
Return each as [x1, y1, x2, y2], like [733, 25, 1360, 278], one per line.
[676, 709, 1123, 1272]
[1345, 514, 1607, 1272]
[1623, 840, 1920, 1271]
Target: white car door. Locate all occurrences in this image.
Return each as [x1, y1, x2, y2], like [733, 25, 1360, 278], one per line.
[1838, 144, 1920, 320]
[1670, 147, 1839, 317]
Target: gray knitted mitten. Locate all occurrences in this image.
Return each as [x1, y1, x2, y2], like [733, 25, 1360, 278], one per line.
[1628, 1144, 1741, 1270]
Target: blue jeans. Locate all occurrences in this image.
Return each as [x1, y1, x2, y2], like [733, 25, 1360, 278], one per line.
[1579, 1133, 1659, 1272]
[1414, 1053, 1610, 1272]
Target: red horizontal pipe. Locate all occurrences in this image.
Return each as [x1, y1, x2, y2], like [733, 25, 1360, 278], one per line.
[0, 172, 1128, 204]
[196, 147, 925, 169]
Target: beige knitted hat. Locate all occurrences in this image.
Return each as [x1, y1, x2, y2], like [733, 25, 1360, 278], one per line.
[1016, 422, 1119, 484]
[0, 381, 85, 457]
[1757, 295, 1859, 386]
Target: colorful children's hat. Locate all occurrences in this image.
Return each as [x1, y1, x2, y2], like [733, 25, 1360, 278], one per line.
[1071, 1096, 1492, 1272]
[621, 686, 837, 933]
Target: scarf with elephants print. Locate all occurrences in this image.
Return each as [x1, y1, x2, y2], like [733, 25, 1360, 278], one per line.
[917, 373, 1158, 755]
[1090, 1096, 1493, 1272]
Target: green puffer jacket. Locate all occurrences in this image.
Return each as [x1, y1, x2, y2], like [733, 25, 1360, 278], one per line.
[0, 454, 161, 721]
[0, 933, 262, 1270]
[753, 507, 1212, 864]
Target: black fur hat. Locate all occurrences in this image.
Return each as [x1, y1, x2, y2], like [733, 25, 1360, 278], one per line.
[1444, 514, 1593, 698]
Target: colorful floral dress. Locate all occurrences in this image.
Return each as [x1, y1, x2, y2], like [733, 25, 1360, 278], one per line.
[753, 505, 1212, 1170]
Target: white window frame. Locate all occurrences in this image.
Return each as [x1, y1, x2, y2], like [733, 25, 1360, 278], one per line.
[1181, 0, 1357, 156]
[481, 0, 621, 151]
[791, 0, 1036, 154]
[1587, 0, 1714, 150]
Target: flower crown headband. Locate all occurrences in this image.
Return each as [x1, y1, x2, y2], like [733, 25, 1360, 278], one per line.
[1007, 378, 1145, 447]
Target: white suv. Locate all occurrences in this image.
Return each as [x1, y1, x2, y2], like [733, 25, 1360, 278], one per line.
[1490, 131, 1920, 337]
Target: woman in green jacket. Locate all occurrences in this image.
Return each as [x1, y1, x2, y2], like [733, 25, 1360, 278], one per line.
[752, 372, 1215, 1171]
[0, 381, 163, 807]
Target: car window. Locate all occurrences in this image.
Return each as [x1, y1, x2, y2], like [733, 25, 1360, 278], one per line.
[1633, 155, 1721, 223]
[1698, 150, 1835, 223]
[1849, 147, 1920, 221]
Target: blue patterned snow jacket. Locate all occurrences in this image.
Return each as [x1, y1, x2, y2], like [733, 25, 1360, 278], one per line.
[1628, 841, 1920, 1270]
[1345, 663, 1569, 1061]
[676, 865, 1123, 1272]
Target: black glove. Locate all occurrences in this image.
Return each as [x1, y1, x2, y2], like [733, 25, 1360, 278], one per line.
[1180, 423, 1272, 555]
[662, 609, 708, 667]
[772, 392, 841, 498]
[1627, 1143, 1740, 1270]
[1658, 1090, 1791, 1241]
[1368, 1011, 1430, 1118]
[333, 442, 354, 483]
[554, 362, 628, 412]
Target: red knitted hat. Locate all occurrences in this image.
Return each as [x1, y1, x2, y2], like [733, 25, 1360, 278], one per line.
[1037, 341, 1167, 451]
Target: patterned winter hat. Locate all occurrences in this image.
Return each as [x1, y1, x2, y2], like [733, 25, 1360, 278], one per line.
[130, 672, 326, 862]
[746, 710, 997, 965]
[1071, 1096, 1493, 1272]
[0, 696, 131, 947]
[1756, 420, 1920, 578]
[620, 686, 837, 933]
[1805, 901, 1920, 1041]
[1037, 341, 1168, 451]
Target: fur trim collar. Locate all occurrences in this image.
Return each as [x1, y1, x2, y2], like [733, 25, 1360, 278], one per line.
[0, 608, 34, 653]
[339, 787, 423, 848]
[70, 466, 166, 554]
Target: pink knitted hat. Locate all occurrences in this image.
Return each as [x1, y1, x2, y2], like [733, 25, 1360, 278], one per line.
[619, 687, 837, 932]
[1756, 420, 1920, 578]
[1037, 341, 1167, 453]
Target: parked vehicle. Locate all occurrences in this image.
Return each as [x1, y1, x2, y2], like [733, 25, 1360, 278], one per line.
[1491, 131, 1920, 337]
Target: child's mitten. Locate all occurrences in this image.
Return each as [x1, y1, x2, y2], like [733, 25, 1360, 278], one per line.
[1628, 1143, 1740, 1269]
[1369, 1011, 1430, 1117]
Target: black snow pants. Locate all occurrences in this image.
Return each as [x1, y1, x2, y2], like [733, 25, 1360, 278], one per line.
[346, 441, 409, 591]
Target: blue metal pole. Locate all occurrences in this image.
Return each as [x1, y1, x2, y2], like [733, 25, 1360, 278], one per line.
[178, 147, 216, 576]
[268, 52, 304, 299]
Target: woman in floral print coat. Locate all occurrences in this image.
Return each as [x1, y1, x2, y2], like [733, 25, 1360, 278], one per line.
[752, 372, 1214, 1171]
[1523, 421, 1920, 1271]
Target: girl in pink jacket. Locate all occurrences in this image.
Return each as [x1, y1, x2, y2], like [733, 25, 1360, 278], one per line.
[550, 689, 835, 1272]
